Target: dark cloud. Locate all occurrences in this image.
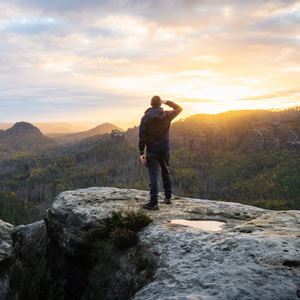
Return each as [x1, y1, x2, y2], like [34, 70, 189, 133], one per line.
[12, 0, 110, 11]
[3, 17, 61, 35]
[11, 0, 298, 22]
[250, 9, 300, 32]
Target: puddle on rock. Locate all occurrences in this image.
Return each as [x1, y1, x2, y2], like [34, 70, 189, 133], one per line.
[169, 219, 226, 231]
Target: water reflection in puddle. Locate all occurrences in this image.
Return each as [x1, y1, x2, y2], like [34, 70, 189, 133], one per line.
[170, 219, 226, 231]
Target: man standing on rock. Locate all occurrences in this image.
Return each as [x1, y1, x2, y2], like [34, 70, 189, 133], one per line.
[139, 96, 183, 210]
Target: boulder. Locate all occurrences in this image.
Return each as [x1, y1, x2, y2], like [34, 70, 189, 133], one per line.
[0, 219, 14, 300]
[46, 187, 300, 300]
[2, 187, 300, 299]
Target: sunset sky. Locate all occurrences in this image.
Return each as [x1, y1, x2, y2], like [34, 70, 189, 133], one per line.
[0, 0, 300, 128]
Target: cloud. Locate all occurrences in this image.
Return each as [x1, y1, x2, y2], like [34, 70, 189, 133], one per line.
[177, 98, 219, 103]
[238, 89, 300, 101]
[0, 0, 299, 124]
[2, 16, 60, 34]
[0, 84, 142, 123]
[249, 8, 300, 32]
[191, 55, 220, 63]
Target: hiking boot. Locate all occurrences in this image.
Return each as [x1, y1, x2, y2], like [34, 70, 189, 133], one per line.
[163, 197, 171, 205]
[143, 202, 159, 210]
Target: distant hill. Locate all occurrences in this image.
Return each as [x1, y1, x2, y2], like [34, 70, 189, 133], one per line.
[0, 122, 54, 155]
[0, 122, 99, 135]
[169, 108, 300, 152]
[53, 123, 123, 144]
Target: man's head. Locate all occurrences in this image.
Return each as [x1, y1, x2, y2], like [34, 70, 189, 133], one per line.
[151, 95, 161, 107]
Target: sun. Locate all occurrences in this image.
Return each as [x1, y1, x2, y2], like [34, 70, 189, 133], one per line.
[170, 83, 255, 114]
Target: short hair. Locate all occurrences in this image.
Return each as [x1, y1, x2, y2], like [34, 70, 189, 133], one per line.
[151, 95, 161, 107]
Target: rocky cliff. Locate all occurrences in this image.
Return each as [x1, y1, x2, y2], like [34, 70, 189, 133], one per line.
[0, 187, 300, 299]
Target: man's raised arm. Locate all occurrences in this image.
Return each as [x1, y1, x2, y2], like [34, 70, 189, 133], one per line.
[162, 100, 183, 121]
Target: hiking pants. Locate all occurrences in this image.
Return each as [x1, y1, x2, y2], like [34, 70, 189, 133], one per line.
[146, 151, 172, 204]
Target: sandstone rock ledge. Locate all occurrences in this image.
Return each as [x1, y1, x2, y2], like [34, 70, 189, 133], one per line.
[1, 187, 300, 300]
[0, 219, 14, 300]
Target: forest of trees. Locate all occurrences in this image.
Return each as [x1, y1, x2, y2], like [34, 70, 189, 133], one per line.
[0, 108, 299, 225]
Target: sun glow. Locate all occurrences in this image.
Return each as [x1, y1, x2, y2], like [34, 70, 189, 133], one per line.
[190, 101, 244, 114]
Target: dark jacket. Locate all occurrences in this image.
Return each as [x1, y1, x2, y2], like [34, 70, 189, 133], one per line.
[139, 100, 182, 155]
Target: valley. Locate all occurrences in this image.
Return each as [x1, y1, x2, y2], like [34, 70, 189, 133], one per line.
[0, 108, 299, 225]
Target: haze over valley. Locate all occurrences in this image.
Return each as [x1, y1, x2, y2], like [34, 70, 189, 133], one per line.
[0, 107, 299, 225]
